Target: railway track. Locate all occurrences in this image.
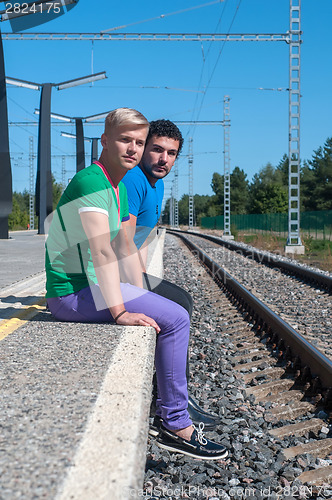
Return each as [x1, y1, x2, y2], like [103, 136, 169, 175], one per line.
[168, 229, 332, 360]
[167, 228, 332, 293]
[145, 232, 332, 497]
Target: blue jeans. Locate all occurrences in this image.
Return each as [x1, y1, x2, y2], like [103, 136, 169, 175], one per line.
[47, 282, 192, 431]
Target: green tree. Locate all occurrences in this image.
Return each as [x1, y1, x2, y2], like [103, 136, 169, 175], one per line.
[276, 154, 289, 186]
[8, 176, 63, 231]
[8, 193, 29, 230]
[52, 175, 64, 210]
[211, 172, 224, 213]
[249, 162, 288, 214]
[210, 168, 249, 215]
[162, 193, 215, 226]
[230, 167, 250, 214]
[178, 195, 189, 225]
[162, 198, 171, 224]
[301, 137, 332, 211]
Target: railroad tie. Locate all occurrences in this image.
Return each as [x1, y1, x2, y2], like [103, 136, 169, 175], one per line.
[269, 418, 325, 438]
[245, 379, 294, 400]
[233, 356, 275, 372]
[296, 465, 332, 487]
[264, 401, 315, 422]
[283, 438, 332, 460]
[242, 367, 285, 383]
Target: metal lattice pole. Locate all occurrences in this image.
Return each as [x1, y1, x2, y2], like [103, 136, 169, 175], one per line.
[286, 0, 304, 253]
[61, 156, 66, 192]
[29, 136, 35, 230]
[173, 160, 179, 228]
[188, 138, 194, 228]
[169, 188, 174, 227]
[223, 96, 233, 239]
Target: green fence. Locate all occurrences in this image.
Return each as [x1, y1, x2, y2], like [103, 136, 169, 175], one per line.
[200, 210, 332, 240]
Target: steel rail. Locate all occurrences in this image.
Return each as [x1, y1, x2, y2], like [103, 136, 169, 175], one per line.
[168, 229, 332, 392]
[167, 228, 332, 292]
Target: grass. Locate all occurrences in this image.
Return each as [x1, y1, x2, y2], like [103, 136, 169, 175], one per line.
[236, 232, 332, 272]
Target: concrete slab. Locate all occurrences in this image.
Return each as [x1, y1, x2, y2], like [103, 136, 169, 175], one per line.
[284, 244, 305, 255]
[56, 326, 156, 500]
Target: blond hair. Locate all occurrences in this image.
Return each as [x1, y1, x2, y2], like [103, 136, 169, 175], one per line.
[104, 107, 149, 135]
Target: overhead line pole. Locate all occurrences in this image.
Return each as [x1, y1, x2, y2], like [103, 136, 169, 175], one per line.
[173, 160, 179, 228]
[29, 136, 35, 230]
[188, 138, 194, 229]
[285, 0, 304, 253]
[223, 96, 233, 240]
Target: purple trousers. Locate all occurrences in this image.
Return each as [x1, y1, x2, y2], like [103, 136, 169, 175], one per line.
[47, 283, 192, 431]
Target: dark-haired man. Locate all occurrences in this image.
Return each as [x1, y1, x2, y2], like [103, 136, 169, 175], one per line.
[122, 119, 183, 267]
[122, 119, 222, 434]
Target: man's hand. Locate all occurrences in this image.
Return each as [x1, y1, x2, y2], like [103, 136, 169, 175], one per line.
[115, 311, 160, 333]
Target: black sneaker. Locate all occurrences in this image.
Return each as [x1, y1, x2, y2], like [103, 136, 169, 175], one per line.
[149, 415, 162, 437]
[188, 398, 221, 430]
[156, 422, 228, 460]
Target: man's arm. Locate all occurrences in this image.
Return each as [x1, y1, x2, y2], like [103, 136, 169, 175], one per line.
[79, 210, 159, 331]
[111, 216, 144, 287]
[122, 213, 149, 272]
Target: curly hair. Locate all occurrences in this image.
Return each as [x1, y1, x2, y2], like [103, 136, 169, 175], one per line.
[146, 119, 183, 156]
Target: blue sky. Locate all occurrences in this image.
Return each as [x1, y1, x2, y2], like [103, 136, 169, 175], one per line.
[2, 0, 332, 200]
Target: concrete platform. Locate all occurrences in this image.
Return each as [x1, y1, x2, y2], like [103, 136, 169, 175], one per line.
[0, 230, 45, 288]
[0, 228, 165, 500]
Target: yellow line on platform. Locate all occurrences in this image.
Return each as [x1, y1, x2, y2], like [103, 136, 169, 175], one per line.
[0, 299, 46, 341]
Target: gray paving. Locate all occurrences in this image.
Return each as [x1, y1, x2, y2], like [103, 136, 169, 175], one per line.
[0, 230, 45, 289]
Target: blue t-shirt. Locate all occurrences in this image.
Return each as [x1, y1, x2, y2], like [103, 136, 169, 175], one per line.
[122, 165, 164, 249]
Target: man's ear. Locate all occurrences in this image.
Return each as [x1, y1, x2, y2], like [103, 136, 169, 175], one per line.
[101, 133, 107, 149]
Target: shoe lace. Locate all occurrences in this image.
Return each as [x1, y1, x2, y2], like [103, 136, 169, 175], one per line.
[193, 422, 207, 445]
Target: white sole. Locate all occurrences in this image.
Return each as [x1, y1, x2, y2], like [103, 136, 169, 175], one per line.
[156, 441, 228, 460]
[148, 428, 159, 437]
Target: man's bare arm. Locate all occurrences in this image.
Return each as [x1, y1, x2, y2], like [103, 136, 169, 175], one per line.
[112, 217, 144, 287]
[79, 210, 159, 331]
[122, 214, 148, 273]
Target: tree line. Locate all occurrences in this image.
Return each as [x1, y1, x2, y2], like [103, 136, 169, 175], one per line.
[8, 137, 331, 230]
[8, 177, 63, 230]
[163, 136, 332, 225]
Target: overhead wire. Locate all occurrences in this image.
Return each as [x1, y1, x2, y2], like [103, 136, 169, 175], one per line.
[7, 95, 76, 190]
[189, 0, 229, 133]
[7, 95, 73, 155]
[101, 0, 225, 33]
[189, 0, 243, 137]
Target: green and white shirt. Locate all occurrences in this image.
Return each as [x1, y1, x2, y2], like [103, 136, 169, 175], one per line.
[45, 162, 129, 298]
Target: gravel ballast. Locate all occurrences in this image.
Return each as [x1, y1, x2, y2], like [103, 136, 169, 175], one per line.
[143, 234, 332, 500]
[185, 234, 332, 360]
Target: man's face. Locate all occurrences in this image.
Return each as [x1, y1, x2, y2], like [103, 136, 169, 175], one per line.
[101, 124, 148, 171]
[141, 135, 180, 181]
